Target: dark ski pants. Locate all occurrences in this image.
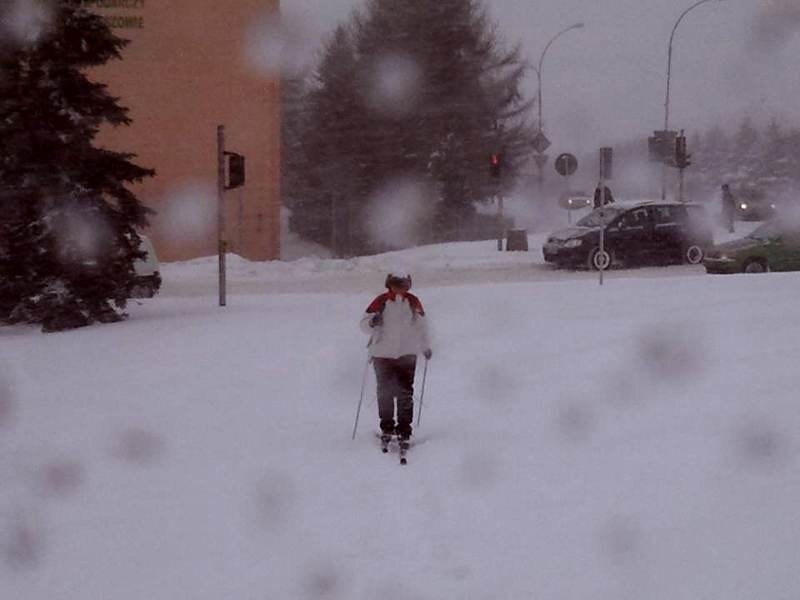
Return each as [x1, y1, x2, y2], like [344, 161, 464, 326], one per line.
[372, 355, 417, 438]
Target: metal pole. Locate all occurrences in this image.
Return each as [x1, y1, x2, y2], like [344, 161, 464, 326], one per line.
[496, 191, 505, 251]
[598, 148, 608, 286]
[237, 186, 244, 253]
[351, 356, 371, 440]
[217, 125, 227, 307]
[662, 0, 723, 200]
[536, 23, 584, 133]
[566, 173, 572, 225]
[534, 24, 583, 206]
[499, 195, 505, 251]
[598, 183, 605, 286]
[415, 358, 429, 429]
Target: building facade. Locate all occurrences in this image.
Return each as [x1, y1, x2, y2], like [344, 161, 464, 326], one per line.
[85, 0, 281, 262]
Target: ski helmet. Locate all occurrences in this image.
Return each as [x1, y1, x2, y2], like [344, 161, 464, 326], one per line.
[385, 272, 412, 289]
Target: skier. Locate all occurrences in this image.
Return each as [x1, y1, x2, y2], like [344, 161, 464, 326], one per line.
[360, 272, 432, 448]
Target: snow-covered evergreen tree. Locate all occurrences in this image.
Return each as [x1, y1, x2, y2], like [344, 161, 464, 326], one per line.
[290, 25, 365, 256]
[288, 0, 534, 253]
[0, 0, 154, 332]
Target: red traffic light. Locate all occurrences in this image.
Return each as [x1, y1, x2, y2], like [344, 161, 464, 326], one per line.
[489, 153, 503, 178]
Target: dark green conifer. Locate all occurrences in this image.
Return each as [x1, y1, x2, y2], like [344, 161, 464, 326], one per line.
[0, 0, 154, 332]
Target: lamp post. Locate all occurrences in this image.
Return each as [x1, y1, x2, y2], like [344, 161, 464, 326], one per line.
[536, 22, 584, 132]
[661, 0, 724, 199]
[532, 23, 583, 188]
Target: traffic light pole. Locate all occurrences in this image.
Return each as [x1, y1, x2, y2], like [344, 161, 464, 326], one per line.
[598, 184, 605, 287]
[661, 0, 721, 200]
[598, 147, 613, 286]
[217, 125, 227, 307]
[489, 153, 504, 251]
[675, 130, 689, 203]
[565, 174, 572, 224]
[496, 192, 504, 251]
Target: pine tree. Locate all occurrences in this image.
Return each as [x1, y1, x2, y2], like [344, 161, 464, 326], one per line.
[354, 0, 533, 240]
[760, 117, 791, 185]
[0, 1, 154, 332]
[702, 124, 731, 182]
[291, 25, 365, 256]
[289, 0, 534, 253]
[281, 69, 314, 243]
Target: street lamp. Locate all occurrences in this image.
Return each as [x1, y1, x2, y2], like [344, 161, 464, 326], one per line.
[535, 22, 584, 132]
[661, 0, 725, 198]
[531, 22, 583, 193]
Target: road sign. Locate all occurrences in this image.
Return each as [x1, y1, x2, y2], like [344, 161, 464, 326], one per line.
[554, 153, 578, 177]
[533, 153, 549, 169]
[532, 130, 551, 153]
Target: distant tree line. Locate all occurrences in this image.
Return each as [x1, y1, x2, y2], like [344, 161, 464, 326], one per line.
[688, 116, 800, 196]
[282, 0, 535, 256]
[581, 116, 800, 206]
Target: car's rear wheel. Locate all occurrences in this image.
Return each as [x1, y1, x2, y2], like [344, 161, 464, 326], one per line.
[588, 247, 612, 271]
[683, 244, 704, 265]
[743, 259, 768, 274]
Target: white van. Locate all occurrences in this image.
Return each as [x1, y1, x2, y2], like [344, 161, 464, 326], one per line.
[130, 235, 161, 298]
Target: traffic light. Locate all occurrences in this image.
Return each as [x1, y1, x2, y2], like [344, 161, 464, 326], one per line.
[648, 130, 678, 164]
[489, 153, 503, 178]
[675, 134, 691, 169]
[225, 152, 246, 189]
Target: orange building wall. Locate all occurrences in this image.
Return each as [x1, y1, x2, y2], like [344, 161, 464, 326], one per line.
[86, 0, 281, 262]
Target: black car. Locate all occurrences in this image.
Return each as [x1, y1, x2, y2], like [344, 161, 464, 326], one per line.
[543, 201, 713, 270]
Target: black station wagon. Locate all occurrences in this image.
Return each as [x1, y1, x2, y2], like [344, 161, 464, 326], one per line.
[543, 201, 713, 270]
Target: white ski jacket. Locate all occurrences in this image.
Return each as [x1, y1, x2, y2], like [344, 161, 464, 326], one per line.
[360, 291, 431, 359]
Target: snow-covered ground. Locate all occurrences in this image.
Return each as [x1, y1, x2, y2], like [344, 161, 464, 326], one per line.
[2, 222, 798, 600]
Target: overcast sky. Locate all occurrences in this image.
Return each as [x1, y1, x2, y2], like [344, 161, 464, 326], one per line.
[281, 0, 800, 154]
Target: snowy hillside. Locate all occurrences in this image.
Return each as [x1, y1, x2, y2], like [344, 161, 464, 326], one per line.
[2, 230, 799, 600]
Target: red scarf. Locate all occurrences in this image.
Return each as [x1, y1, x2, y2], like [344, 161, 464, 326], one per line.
[366, 291, 425, 316]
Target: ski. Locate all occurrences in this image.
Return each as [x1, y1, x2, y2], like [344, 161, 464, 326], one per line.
[398, 439, 409, 465]
[376, 432, 412, 464]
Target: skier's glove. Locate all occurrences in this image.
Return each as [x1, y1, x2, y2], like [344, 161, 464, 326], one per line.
[423, 349, 432, 360]
[370, 313, 383, 327]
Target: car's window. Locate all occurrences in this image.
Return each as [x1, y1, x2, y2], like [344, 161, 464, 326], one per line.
[618, 207, 650, 229]
[749, 221, 783, 240]
[614, 213, 633, 229]
[653, 205, 679, 224]
[576, 206, 624, 228]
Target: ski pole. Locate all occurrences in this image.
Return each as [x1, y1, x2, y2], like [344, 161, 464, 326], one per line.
[351, 356, 371, 440]
[415, 357, 430, 428]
